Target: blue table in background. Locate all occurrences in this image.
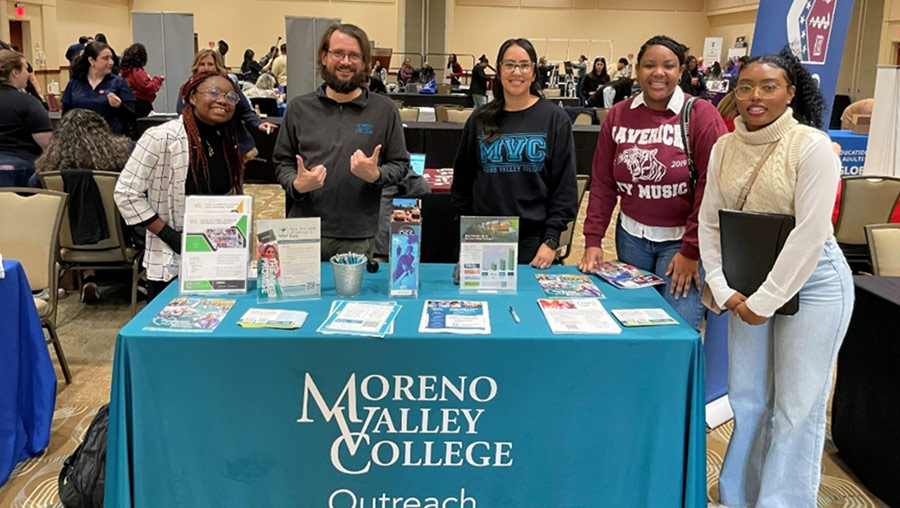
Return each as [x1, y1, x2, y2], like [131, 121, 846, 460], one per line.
[106, 264, 705, 508]
[829, 129, 869, 177]
[0, 260, 56, 486]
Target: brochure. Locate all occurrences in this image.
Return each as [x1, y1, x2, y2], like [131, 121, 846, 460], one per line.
[418, 300, 491, 334]
[317, 301, 401, 338]
[611, 308, 679, 327]
[237, 308, 309, 329]
[389, 199, 421, 298]
[459, 216, 519, 294]
[535, 274, 605, 298]
[144, 296, 236, 333]
[180, 195, 252, 295]
[592, 260, 666, 289]
[256, 218, 321, 302]
[537, 298, 621, 335]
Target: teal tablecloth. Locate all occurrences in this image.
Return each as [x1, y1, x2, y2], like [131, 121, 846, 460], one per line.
[106, 264, 705, 507]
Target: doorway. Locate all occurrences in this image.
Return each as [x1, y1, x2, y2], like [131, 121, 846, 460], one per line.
[8, 20, 24, 52]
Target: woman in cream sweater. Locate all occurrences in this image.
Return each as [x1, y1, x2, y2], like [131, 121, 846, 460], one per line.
[699, 49, 854, 508]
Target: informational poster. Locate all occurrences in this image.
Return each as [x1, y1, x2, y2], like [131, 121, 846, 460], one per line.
[256, 218, 321, 302]
[389, 199, 421, 298]
[459, 216, 519, 294]
[418, 300, 491, 334]
[180, 196, 252, 295]
[537, 298, 621, 335]
[704, 37, 724, 65]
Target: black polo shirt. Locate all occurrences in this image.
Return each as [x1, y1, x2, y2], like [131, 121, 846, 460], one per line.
[0, 84, 52, 162]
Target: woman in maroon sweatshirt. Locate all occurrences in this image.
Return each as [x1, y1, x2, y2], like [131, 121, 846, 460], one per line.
[120, 43, 164, 118]
[578, 35, 726, 330]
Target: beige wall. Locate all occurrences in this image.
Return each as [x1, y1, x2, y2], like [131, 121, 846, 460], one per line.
[879, 0, 900, 63]
[57, 0, 133, 62]
[706, 10, 755, 54]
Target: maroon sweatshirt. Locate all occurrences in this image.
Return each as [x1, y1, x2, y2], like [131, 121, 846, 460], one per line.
[583, 93, 726, 259]
[122, 67, 163, 104]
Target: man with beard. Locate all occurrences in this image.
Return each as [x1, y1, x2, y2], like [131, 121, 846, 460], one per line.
[273, 24, 412, 260]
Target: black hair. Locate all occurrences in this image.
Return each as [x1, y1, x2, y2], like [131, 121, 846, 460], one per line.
[280, 43, 287, 53]
[78, 35, 89, 45]
[738, 56, 750, 66]
[94, 33, 108, 44]
[590, 57, 609, 82]
[71, 42, 112, 80]
[120, 43, 148, 69]
[742, 47, 825, 128]
[243, 49, 255, 61]
[637, 35, 686, 66]
[618, 57, 629, 66]
[474, 38, 543, 142]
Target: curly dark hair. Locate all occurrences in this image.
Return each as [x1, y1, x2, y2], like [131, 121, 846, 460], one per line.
[35, 109, 132, 173]
[120, 43, 148, 69]
[744, 47, 825, 128]
[637, 35, 686, 66]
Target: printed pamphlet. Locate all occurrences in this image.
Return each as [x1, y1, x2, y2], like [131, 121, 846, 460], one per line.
[389, 199, 421, 298]
[459, 216, 519, 294]
[535, 274, 604, 298]
[237, 308, 309, 329]
[418, 300, 491, 334]
[144, 296, 235, 333]
[593, 260, 665, 289]
[611, 308, 679, 327]
[256, 218, 321, 302]
[537, 298, 621, 335]
[180, 195, 252, 295]
[317, 301, 401, 338]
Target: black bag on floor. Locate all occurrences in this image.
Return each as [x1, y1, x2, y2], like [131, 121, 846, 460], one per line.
[58, 404, 109, 508]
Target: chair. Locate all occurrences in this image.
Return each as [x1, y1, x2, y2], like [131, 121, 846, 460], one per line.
[544, 87, 562, 97]
[436, 83, 452, 95]
[0, 188, 71, 383]
[865, 223, 900, 276]
[398, 107, 420, 122]
[446, 108, 473, 123]
[250, 97, 279, 116]
[434, 105, 450, 122]
[573, 112, 593, 125]
[834, 176, 900, 271]
[40, 170, 145, 316]
[556, 174, 591, 262]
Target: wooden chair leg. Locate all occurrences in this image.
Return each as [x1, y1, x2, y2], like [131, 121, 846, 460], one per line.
[44, 320, 72, 384]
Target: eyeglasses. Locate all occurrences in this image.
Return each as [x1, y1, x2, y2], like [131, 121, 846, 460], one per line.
[328, 50, 363, 63]
[197, 88, 240, 105]
[501, 61, 534, 73]
[734, 83, 785, 100]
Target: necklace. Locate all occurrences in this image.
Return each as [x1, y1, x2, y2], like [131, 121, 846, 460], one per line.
[203, 139, 215, 157]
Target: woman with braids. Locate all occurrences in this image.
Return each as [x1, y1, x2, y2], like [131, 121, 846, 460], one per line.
[578, 35, 726, 331]
[451, 38, 577, 268]
[700, 49, 852, 508]
[115, 71, 244, 301]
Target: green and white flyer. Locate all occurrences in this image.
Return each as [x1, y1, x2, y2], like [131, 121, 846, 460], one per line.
[459, 216, 519, 294]
[180, 195, 253, 294]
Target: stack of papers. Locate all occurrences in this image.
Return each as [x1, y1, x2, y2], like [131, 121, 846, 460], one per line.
[144, 297, 236, 333]
[535, 274, 604, 298]
[592, 261, 665, 289]
[317, 301, 401, 338]
[537, 298, 621, 335]
[237, 309, 309, 329]
[418, 300, 491, 334]
[611, 308, 679, 327]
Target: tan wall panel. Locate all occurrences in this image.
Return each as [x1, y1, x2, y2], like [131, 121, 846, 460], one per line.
[455, 0, 518, 6]
[522, 0, 573, 8]
[572, 0, 596, 8]
[891, 0, 900, 20]
[601, 0, 702, 10]
[706, 10, 756, 55]
[57, 0, 133, 62]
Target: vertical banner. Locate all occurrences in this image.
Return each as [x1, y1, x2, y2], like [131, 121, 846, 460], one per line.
[750, 0, 856, 127]
[863, 67, 900, 177]
[704, 37, 724, 65]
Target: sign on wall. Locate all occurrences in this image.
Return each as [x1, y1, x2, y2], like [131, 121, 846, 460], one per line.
[704, 37, 724, 65]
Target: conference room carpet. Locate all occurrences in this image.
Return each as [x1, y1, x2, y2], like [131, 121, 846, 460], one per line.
[0, 187, 889, 508]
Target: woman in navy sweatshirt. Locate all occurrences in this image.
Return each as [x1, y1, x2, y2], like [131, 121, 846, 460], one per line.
[451, 38, 577, 268]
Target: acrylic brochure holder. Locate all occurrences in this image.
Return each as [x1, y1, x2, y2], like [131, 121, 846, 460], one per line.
[458, 216, 519, 294]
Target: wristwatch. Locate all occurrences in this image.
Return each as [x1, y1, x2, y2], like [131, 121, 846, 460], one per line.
[543, 237, 560, 250]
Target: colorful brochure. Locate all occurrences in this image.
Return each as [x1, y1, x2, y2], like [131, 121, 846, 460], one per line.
[535, 274, 605, 298]
[317, 301, 401, 338]
[459, 216, 519, 294]
[180, 195, 252, 295]
[256, 218, 321, 302]
[592, 260, 666, 289]
[418, 300, 491, 334]
[611, 308, 679, 327]
[389, 199, 421, 298]
[537, 298, 621, 335]
[144, 296, 235, 333]
[237, 308, 309, 329]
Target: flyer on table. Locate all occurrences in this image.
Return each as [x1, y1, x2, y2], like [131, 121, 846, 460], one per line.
[459, 216, 519, 294]
[257, 218, 321, 302]
[418, 300, 491, 334]
[537, 298, 621, 335]
[180, 196, 252, 295]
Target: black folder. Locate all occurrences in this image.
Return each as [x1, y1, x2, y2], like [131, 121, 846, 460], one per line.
[719, 210, 799, 315]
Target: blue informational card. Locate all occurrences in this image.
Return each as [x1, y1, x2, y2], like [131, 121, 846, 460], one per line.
[409, 153, 426, 175]
[389, 199, 422, 298]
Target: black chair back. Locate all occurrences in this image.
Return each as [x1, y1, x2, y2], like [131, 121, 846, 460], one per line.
[250, 97, 279, 116]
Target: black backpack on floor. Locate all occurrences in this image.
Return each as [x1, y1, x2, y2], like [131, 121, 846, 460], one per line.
[58, 404, 109, 508]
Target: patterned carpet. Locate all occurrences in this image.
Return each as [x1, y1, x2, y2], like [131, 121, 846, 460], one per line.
[0, 187, 889, 508]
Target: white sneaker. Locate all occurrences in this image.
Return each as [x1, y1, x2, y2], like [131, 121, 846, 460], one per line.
[708, 502, 729, 508]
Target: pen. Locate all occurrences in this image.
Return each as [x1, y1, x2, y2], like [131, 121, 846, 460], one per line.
[508, 306, 520, 324]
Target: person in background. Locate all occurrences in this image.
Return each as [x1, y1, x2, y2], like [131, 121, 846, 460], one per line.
[63, 42, 137, 138]
[115, 71, 245, 301]
[272, 43, 288, 88]
[120, 43, 164, 118]
[701, 49, 852, 508]
[240, 49, 262, 84]
[372, 60, 388, 84]
[840, 98, 873, 130]
[217, 40, 230, 59]
[578, 35, 727, 331]
[446, 54, 463, 85]
[537, 56, 554, 88]
[680, 55, 706, 97]
[259, 45, 278, 68]
[366, 74, 387, 94]
[729, 56, 750, 92]
[273, 23, 412, 260]
[716, 90, 738, 132]
[419, 62, 435, 84]
[573, 54, 588, 80]
[581, 56, 610, 99]
[399, 57, 415, 86]
[94, 33, 120, 74]
[469, 54, 491, 108]
[721, 59, 738, 84]
[244, 72, 284, 105]
[0, 49, 52, 187]
[66, 35, 89, 65]
[614, 57, 631, 79]
[452, 38, 577, 268]
[708, 61, 723, 80]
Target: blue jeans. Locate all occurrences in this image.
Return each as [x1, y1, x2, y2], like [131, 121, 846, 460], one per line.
[718, 238, 854, 508]
[614, 220, 705, 330]
[0, 153, 37, 188]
